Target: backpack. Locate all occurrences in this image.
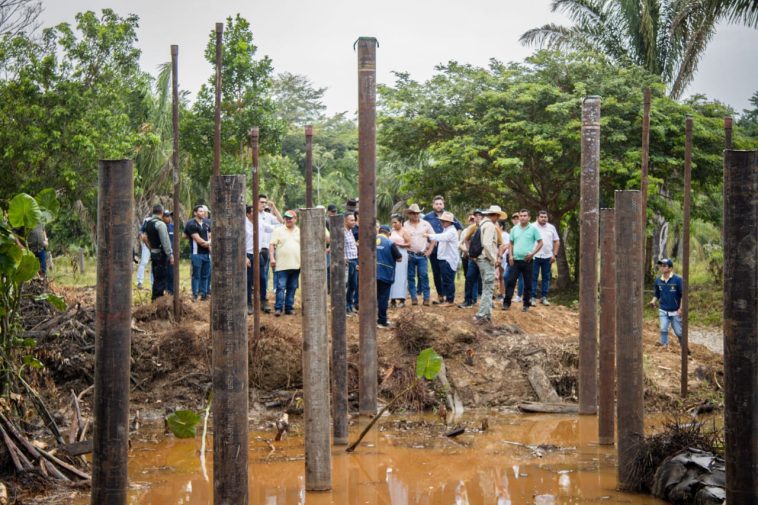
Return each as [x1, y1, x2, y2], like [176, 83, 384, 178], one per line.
[468, 226, 483, 259]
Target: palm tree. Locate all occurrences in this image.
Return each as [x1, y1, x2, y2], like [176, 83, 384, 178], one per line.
[521, 0, 758, 98]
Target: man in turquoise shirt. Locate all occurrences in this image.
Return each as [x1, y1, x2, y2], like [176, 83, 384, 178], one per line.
[503, 209, 543, 312]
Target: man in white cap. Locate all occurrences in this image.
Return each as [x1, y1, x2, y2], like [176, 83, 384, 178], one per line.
[474, 206, 507, 323]
[424, 211, 460, 306]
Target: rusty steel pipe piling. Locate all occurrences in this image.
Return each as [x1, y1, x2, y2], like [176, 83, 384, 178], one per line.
[171, 44, 181, 322]
[579, 96, 601, 415]
[250, 127, 261, 341]
[91, 160, 134, 505]
[724, 117, 733, 150]
[681, 117, 693, 397]
[301, 208, 332, 490]
[614, 190, 645, 490]
[210, 175, 248, 505]
[213, 23, 223, 177]
[357, 37, 378, 416]
[329, 214, 348, 445]
[598, 208, 616, 445]
[305, 125, 314, 208]
[723, 149, 757, 503]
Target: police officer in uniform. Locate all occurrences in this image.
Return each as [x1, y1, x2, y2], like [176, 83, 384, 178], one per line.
[144, 204, 174, 301]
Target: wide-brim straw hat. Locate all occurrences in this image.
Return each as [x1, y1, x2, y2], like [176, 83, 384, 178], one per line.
[481, 205, 507, 220]
[439, 211, 456, 223]
[405, 203, 424, 214]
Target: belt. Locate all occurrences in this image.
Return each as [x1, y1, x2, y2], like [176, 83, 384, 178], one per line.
[410, 251, 426, 257]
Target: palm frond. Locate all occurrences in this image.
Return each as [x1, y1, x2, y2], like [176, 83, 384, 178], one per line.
[669, 8, 718, 98]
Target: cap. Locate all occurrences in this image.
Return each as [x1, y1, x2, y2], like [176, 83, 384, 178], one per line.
[327, 203, 338, 212]
[657, 258, 673, 267]
[283, 210, 297, 219]
[379, 224, 391, 234]
[163, 210, 172, 217]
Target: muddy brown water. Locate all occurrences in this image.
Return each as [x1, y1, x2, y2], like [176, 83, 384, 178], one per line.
[66, 413, 667, 504]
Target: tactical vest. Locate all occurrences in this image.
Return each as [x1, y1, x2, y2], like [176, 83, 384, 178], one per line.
[145, 217, 163, 251]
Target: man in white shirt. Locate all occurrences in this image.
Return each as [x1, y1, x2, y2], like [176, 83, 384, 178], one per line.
[532, 210, 560, 305]
[256, 194, 282, 312]
[425, 211, 460, 306]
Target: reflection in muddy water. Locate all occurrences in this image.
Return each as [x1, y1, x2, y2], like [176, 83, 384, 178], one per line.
[69, 413, 666, 504]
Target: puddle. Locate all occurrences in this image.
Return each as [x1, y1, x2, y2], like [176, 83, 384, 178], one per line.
[69, 413, 666, 504]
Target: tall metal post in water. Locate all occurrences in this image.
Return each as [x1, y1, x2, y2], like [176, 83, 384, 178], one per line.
[724, 116, 733, 150]
[210, 175, 248, 504]
[723, 149, 757, 503]
[301, 208, 332, 490]
[171, 44, 181, 321]
[614, 190, 644, 490]
[681, 117, 693, 397]
[329, 214, 348, 445]
[250, 128, 261, 341]
[92, 160, 133, 505]
[356, 36, 378, 415]
[213, 23, 223, 178]
[579, 96, 600, 415]
[598, 208, 616, 446]
[305, 125, 314, 208]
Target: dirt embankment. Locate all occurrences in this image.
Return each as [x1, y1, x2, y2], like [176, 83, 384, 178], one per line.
[26, 284, 724, 424]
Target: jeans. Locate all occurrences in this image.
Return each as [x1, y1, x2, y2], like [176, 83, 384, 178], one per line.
[35, 249, 47, 275]
[531, 257, 552, 299]
[407, 253, 430, 301]
[260, 248, 270, 302]
[475, 258, 496, 318]
[137, 242, 150, 284]
[439, 260, 456, 302]
[658, 309, 683, 345]
[505, 260, 533, 307]
[346, 258, 359, 311]
[464, 259, 481, 304]
[191, 254, 211, 298]
[275, 269, 300, 312]
[377, 279, 392, 325]
[246, 253, 255, 307]
[150, 252, 168, 301]
[429, 248, 442, 298]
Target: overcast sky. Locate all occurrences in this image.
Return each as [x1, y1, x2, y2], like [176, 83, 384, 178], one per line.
[40, 0, 758, 116]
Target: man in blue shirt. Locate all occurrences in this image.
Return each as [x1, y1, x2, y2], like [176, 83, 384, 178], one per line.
[376, 225, 402, 328]
[424, 195, 462, 304]
[649, 258, 684, 348]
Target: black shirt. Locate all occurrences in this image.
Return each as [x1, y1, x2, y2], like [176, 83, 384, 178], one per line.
[184, 219, 211, 255]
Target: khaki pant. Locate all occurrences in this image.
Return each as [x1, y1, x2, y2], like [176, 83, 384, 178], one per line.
[475, 258, 496, 318]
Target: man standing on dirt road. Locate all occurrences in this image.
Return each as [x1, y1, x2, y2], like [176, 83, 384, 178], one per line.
[270, 210, 301, 316]
[424, 195, 462, 304]
[144, 204, 174, 301]
[648, 258, 684, 349]
[344, 212, 359, 315]
[474, 206, 507, 323]
[184, 205, 211, 301]
[256, 195, 282, 313]
[403, 204, 435, 306]
[503, 209, 542, 312]
[425, 211, 460, 306]
[532, 210, 560, 305]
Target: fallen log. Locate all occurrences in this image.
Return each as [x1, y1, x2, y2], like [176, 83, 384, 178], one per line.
[518, 401, 579, 414]
[526, 365, 561, 403]
[59, 439, 93, 457]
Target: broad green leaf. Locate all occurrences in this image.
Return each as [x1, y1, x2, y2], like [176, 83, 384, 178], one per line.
[8, 193, 42, 230]
[166, 410, 201, 439]
[34, 188, 60, 218]
[0, 243, 23, 272]
[35, 293, 67, 312]
[416, 348, 443, 380]
[23, 355, 44, 369]
[13, 250, 39, 283]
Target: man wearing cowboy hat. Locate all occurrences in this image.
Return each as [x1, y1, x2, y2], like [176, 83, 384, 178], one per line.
[474, 205, 507, 323]
[424, 211, 460, 306]
[424, 195, 463, 304]
[403, 203, 435, 306]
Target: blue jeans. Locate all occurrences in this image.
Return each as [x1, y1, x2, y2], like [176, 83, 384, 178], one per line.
[531, 257, 552, 299]
[439, 260, 456, 302]
[275, 269, 300, 312]
[247, 253, 255, 306]
[259, 248, 270, 303]
[407, 253, 430, 301]
[658, 309, 683, 345]
[346, 258, 359, 311]
[430, 248, 442, 297]
[377, 279, 392, 325]
[191, 254, 211, 298]
[464, 259, 481, 304]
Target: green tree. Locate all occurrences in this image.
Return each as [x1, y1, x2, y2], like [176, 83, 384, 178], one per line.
[272, 72, 327, 126]
[182, 13, 283, 202]
[379, 51, 727, 285]
[738, 91, 758, 140]
[520, 0, 758, 99]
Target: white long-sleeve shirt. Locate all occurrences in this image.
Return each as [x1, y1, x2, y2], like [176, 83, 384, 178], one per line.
[428, 226, 460, 271]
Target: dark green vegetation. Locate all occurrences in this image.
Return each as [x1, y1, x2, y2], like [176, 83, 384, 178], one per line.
[1, 5, 757, 292]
